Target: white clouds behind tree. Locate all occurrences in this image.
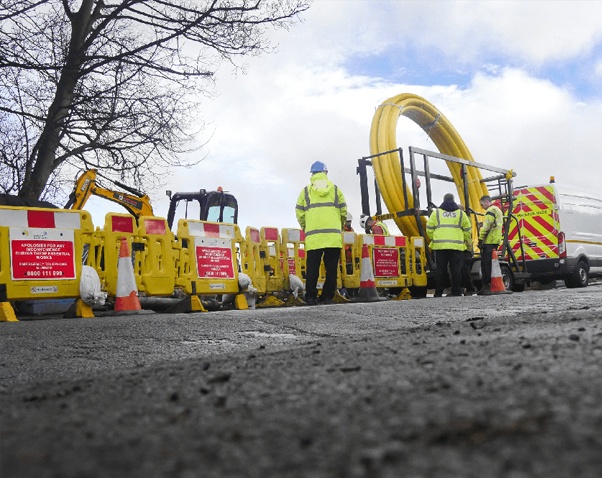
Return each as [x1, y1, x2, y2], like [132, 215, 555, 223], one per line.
[0, 0, 309, 202]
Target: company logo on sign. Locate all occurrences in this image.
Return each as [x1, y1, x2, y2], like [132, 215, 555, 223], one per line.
[30, 286, 59, 294]
[377, 280, 397, 286]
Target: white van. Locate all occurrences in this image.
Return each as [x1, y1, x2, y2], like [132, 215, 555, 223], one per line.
[507, 183, 602, 288]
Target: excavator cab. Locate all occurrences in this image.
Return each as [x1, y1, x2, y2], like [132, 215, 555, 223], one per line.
[166, 188, 238, 230]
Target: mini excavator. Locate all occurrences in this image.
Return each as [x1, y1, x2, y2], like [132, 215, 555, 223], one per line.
[64, 169, 238, 228]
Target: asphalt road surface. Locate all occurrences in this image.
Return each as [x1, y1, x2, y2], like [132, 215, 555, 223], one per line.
[2, 283, 602, 477]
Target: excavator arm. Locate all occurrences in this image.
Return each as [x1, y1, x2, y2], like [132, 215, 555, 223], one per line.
[64, 169, 154, 218]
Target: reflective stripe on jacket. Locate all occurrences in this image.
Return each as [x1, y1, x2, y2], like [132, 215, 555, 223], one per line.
[426, 208, 471, 251]
[295, 172, 347, 251]
[479, 205, 503, 245]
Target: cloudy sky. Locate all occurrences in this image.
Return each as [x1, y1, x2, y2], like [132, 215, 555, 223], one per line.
[90, 0, 602, 232]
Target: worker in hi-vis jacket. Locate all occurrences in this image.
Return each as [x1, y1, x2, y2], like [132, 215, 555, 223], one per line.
[478, 195, 503, 295]
[426, 193, 472, 297]
[296, 161, 347, 306]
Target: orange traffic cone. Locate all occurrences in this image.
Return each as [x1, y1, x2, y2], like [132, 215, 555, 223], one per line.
[490, 249, 512, 295]
[353, 244, 382, 302]
[115, 236, 142, 312]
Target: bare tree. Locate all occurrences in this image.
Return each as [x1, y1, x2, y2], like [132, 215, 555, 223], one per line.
[0, 0, 310, 201]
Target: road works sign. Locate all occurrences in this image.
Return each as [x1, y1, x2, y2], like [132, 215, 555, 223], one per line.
[373, 247, 400, 277]
[195, 238, 235, 280]
[10, 228, 76, 280]
[3, 209, 80, 281]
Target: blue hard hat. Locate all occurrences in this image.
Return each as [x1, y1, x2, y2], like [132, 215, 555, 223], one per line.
[310, 161, 328, 174]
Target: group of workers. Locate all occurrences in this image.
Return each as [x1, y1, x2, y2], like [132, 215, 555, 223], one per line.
[295, 161, 503, 304]
[425, 192, 503, 296]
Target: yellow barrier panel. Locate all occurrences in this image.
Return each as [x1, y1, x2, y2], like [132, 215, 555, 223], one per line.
[280, 228, 306, 290]
[409, 236, 428, 287]
[137, 216, 176, 296]
[97, 213, 138, 297]
[359, 234, 411, 290]
[242, 226, 267, 294]
[341, 230, 360, 289]
[0, 206, 94, 320]
[176, 219, 241, 296]
[260, 226, 285, 293]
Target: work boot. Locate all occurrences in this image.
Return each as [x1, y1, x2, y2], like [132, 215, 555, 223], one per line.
[477, 285, 491, 296]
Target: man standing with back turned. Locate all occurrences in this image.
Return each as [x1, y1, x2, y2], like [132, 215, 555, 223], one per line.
[426, 193, 472, 297]
[478, 195, 503, 295]
[296, 161, 347, 305]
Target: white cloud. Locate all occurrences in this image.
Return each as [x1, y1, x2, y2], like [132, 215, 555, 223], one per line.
[91, 1, 602, 233]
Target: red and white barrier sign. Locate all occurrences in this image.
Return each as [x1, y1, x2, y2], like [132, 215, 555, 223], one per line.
[195, 238, 235, 280]
[362, 235, 406, 247]
[373, 247, 399, 277]
[287, 248, 296, 275]
[10, 228, 76, 280]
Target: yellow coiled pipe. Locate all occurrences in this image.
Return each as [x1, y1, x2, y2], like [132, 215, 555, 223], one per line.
[369, 93, 489, 239]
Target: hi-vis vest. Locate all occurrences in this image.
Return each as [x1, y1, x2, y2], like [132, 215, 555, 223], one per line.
[296, 173, 347, 251]
[479, 205, 503, 245]
[373, 221, 390, 235]
[426, 208, 471, 251]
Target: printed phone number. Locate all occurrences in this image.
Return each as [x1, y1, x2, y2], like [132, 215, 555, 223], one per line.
[22, 270, 66, 277]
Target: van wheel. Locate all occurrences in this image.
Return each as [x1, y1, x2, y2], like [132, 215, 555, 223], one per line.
[565, 261, 589, 288]
[500, 265, 514, 291]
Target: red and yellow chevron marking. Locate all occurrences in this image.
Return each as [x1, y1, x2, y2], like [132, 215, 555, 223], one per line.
[509, 186, 559, 261]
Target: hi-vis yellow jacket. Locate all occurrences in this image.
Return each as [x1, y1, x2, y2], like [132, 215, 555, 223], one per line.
[426, 208, 471, 251]
[296, 172, 347, 251]
[479, 205, 503, 245]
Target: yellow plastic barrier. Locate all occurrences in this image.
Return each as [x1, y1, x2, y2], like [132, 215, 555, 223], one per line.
[260, 226, 285, 293]
[370, 93, 489, 240]
[280, 228, 306, 289]
[176, 219, 242, 296]
[96, 213, 138, 297]
[0, 206, 95, 320]
[359, 234, 412, 290]
[340, 230, 360, 289]
[408, 236, 428, 287]
[242, 226, 267, 294]
[137, 216, 176, 296]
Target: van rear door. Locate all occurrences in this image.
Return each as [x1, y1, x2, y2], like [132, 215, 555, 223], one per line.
[508, 185, 560, 274]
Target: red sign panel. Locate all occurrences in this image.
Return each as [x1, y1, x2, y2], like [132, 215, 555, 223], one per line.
[111, 215, 134, 233]
[196, 246, 234, 279]
[27, 210, 56, 228]
[11, 240, 76, 280]
[373, 248, 399, 277]
[144, 218, 166, 235]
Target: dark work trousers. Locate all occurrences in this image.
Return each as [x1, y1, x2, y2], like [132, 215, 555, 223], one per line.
[434, 249, 463, 296]
[480, 244, 497, 286]
[461, 250, 476, 293]
[305, 247, 341, 301]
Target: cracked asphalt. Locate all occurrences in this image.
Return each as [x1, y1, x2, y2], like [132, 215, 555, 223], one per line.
[1, 283, 602, 477]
